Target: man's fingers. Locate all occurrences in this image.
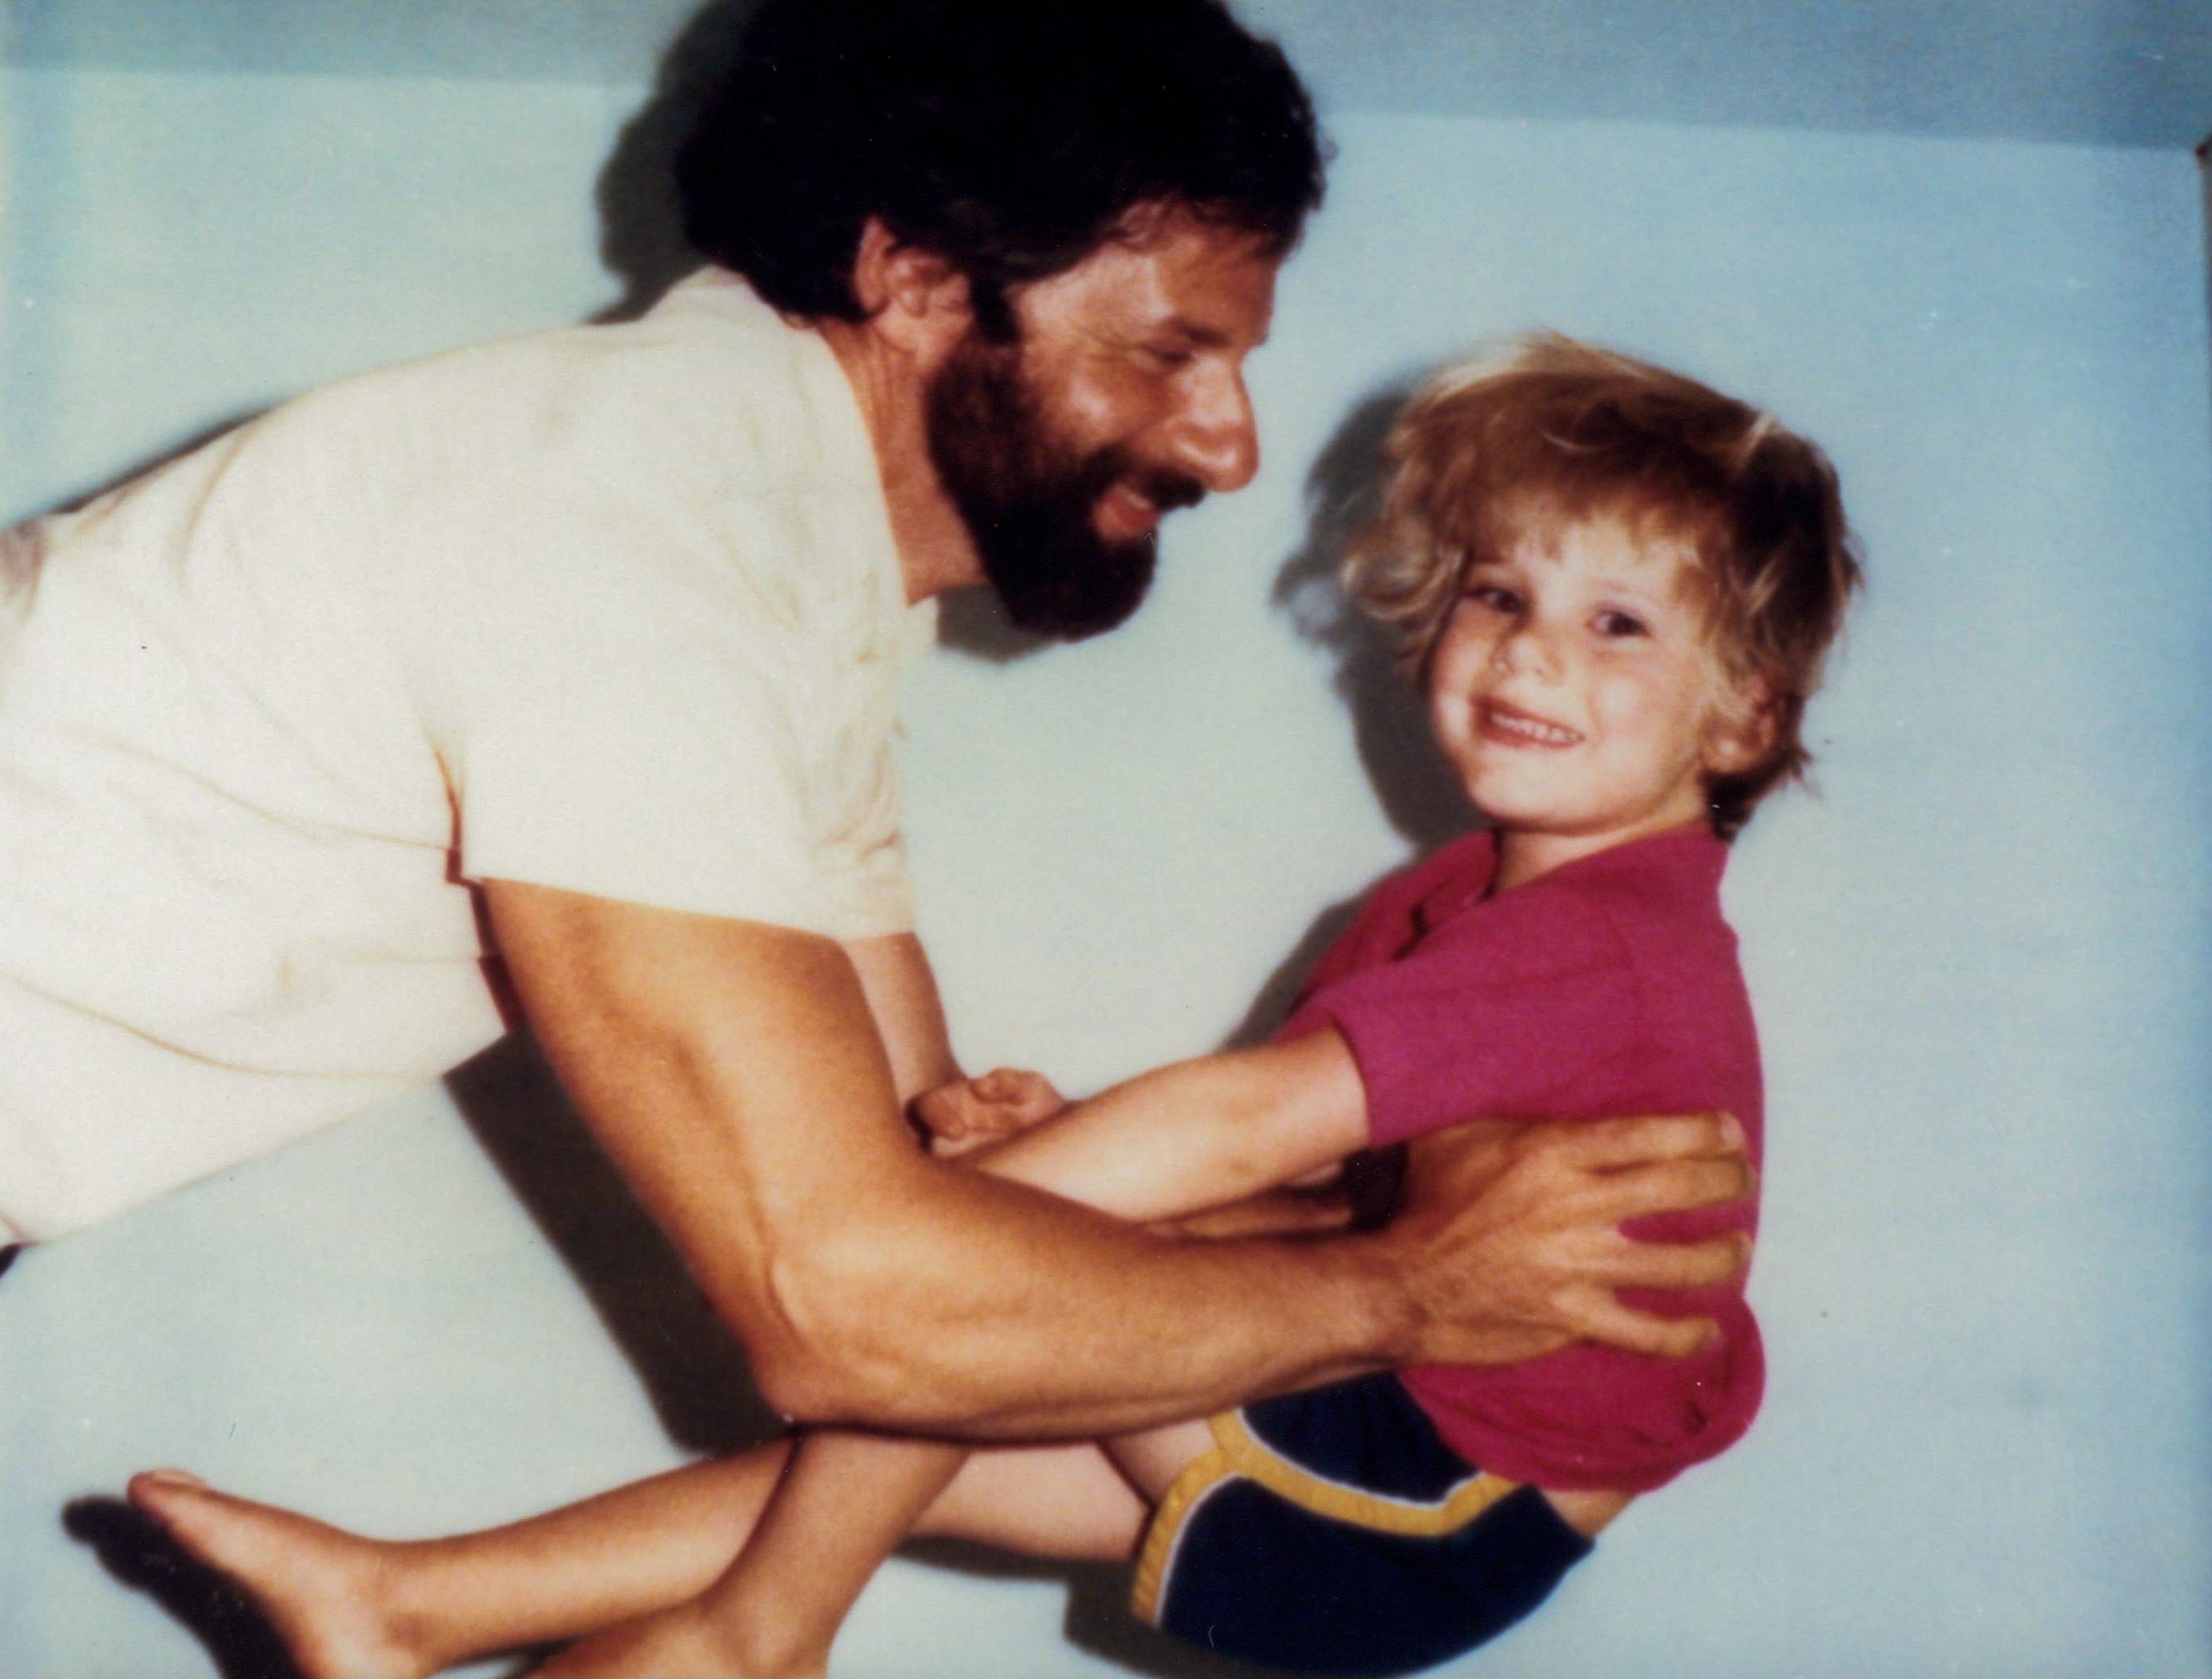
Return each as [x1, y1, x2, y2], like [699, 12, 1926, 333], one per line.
[1554, 1111, 1742, 1170]
[1595, 1231, 1750, 1291]
[1579, 1154, 1754, 1224]
[1565, 1293, 1719, 1359]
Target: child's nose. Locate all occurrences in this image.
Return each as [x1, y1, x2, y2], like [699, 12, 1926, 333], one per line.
[1493, 619, 1566, 678]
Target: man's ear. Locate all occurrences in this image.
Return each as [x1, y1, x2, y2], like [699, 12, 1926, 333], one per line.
[1704, 674, 1781, 777]
[850, 217, 973, 360]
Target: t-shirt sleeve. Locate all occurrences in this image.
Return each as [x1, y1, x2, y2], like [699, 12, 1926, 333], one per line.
[1289, 888, 1643, 1146]
[393, 486, 915, 941]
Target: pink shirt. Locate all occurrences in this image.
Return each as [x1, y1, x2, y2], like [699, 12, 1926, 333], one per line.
[1285, 825, 1764, 1492]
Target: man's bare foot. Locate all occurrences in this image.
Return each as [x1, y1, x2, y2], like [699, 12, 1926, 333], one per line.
[127, 1472, 432, 1679]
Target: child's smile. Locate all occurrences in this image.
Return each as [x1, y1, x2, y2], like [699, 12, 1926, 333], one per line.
[1474, 695, 1583, 749]
[1426, 511, 1756, 888]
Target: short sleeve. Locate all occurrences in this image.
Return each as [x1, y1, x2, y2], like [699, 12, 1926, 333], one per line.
[396, 492, 915, 941]
[1290, 889, 1643, 1146]
[329, 293, 923, 944]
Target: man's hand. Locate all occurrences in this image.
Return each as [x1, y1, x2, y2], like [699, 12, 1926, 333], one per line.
[1380, 1113, 1754, 1365]
[915, 1067, 1067, 1159]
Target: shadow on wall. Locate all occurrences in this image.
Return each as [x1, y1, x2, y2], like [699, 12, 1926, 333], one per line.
[591, 0, 1058, 670]
[2200, 139, 2211, 421]
[444, 1030, 782, 1458]
[592, 0, 762, 324]
[1273, 380, 1477, 856]
[1221, 377, 1478, 1053]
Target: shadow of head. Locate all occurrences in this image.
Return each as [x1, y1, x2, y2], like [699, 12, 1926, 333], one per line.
[583, 0, 1076, 672]
[62, 1497, 302, 1679]
[593, 0, 762, 322]
[1273, 378, 1477, 855]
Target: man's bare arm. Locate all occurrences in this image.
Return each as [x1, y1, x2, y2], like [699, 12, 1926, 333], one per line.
[840, 932, 960, 1104]
[968, 1031, 1754, 1362]
[487, 882, 1751, 1437]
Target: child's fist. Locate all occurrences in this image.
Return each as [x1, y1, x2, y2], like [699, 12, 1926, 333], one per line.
[915, 1067, 1066, 1158]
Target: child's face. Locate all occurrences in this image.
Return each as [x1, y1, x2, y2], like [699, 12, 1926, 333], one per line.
[1426, 511, 1757, 880]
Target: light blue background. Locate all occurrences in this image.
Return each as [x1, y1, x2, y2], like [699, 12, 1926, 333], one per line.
[3, 41, 2209, 1679]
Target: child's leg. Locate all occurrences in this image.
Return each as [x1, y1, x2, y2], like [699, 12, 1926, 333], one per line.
[667, 1436, 974, 1678]
[128, 1040, 1334, 1679]
[127, 1435, 1148, 1679]
[531, 1417, 1180, 1679]
[129, 1446, 796, 1679]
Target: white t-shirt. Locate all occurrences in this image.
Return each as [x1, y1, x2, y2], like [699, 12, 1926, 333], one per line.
[0, 272, 936, 1241]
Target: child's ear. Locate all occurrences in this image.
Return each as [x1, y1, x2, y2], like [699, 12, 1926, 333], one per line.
[1703, 674, 1780, 776]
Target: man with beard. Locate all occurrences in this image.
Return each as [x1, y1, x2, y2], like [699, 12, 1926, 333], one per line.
[3, 0, 1749, 1464]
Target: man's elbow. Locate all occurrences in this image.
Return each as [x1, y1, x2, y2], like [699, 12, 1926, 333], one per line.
[741, 1226, 964, 1429]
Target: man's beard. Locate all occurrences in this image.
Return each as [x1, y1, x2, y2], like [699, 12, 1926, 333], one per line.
[925, 329, 1205, 641]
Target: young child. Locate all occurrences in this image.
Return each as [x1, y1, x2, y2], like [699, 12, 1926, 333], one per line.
[127, 335, 1860, 1679]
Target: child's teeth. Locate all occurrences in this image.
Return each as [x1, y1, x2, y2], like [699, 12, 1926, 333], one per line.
[1494, 710, 1575, 743]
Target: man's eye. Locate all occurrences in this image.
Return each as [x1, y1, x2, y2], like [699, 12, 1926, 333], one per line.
[1595, 610, 1647, 637]
[1145, 345, 1195, 370]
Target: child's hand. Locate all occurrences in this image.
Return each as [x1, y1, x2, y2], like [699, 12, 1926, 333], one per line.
[915, 1067, 1066, 1159]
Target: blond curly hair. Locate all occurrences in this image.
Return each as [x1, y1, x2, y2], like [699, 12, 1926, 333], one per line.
[1344, 335, 1862, 837]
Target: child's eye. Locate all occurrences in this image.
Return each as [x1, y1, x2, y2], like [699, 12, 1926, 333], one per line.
[1594, 610, 1647, 638]
[1466, 584, 1522, 614]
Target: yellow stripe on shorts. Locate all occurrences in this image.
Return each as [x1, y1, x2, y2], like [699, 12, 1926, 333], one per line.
[1131, 1409, 1521, 1625]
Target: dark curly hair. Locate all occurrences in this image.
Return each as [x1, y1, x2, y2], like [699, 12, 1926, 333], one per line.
[674, 0, 1325, 328]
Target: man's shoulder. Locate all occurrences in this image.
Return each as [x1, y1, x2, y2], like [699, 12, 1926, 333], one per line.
[267, 287, 768, 475]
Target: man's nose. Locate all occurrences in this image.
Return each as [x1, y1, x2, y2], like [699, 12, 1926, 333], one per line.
[1168, 364, 1260, 494]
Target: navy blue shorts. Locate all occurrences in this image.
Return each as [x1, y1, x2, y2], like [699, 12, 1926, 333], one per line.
[1132, 1374, 1594, 1677]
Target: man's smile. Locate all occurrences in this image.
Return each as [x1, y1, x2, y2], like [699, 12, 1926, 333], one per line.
[1095, 481, 1164, 541]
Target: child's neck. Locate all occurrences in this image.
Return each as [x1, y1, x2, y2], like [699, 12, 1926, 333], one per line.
[1489, 817, 1706, 895]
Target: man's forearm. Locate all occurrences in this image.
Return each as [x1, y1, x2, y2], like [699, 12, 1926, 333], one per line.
[790, 1033, 1401, 1435]
[493, 884, 1407, 1438]
[751, 1155, 1413, 1435]
[493, 885, 1750, 1444]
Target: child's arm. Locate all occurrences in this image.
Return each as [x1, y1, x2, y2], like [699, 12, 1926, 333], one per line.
[967, 1026, 1373, 1222]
